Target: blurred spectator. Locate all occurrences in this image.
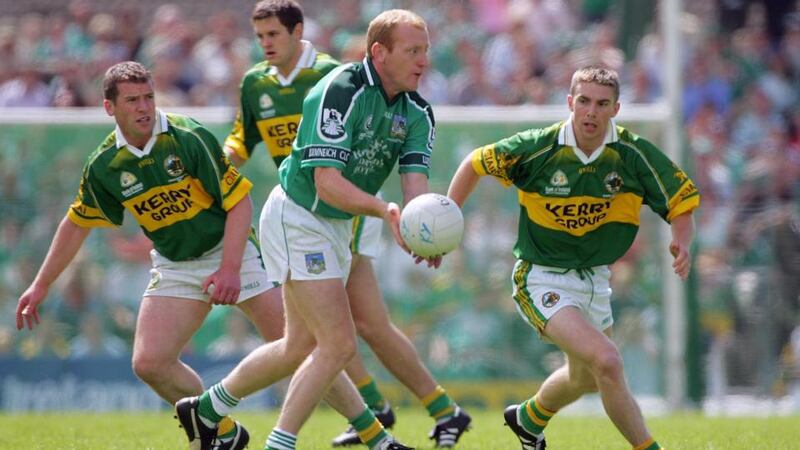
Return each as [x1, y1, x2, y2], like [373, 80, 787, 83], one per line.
[207, 310, 262, 359]
[69, 311, 127, 358]
[0, 65, 51, 107]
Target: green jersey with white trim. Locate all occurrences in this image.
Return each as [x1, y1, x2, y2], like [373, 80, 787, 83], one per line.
[280, 58, 435, 219]
[471, 119, 700, 268]
[224, 42, 339, 167]
[68, 111, 253, 261]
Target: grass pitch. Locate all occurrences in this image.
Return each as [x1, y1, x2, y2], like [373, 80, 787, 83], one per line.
[2, 408, 798, 449]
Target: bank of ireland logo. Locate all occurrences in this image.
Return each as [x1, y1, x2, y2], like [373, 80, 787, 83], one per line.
[305, 252, 326, 274]
[542, 291, 560, 308]
[551, 170, 568, 186]
[120, 171, 137, 188]
[390, 114, 407, 139]
[164, 154, 185, 177]
[320, 108, 345, 140]
[604, 171, 623, 195]
[259, 94, 273, 110]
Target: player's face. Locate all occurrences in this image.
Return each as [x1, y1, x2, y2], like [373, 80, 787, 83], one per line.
[377, 23, 430, 97]
[104, 81, 156, 147]
[568, 82, 620, 148]
[253, 16, 303, 70]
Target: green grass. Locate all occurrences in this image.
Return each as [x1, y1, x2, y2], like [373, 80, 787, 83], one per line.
[2, 409, 798, 449]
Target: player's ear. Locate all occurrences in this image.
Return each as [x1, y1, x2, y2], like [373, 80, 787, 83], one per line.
[567, 94, 574, 112]
[370, 41, 385, 62]
[292, 22, 303, 39]
[103, 98, 114, 117]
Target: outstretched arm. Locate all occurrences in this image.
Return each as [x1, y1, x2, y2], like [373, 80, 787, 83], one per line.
[16, 216, 91, 330]
[447, 153, 481, 208]
[669, 212, 695, 280]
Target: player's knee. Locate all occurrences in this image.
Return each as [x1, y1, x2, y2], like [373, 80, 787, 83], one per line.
[572, 370, 598, 394]
[590, 348, 624, 383]
[131, 354, 167, 384]
[319, 334, 357, 367]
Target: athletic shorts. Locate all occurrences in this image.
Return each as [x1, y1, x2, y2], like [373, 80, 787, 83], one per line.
[259, 185, 353, 283]
[350, 214, 383, 260]
[144, 239, 273, 303]
[511, 260, 613, 335]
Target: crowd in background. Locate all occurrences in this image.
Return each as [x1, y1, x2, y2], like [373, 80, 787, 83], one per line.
[1, 0, 800, 405]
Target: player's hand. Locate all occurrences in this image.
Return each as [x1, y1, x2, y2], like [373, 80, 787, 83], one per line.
[669, 241, 691, 280]
[202, 267, 241, 305]
[384, 202, 411, 253]
[413, 253, 443, 269]
[16, 283, 47, 330]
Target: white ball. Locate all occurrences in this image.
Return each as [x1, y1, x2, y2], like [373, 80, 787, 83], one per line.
[400, 193, 464, 257]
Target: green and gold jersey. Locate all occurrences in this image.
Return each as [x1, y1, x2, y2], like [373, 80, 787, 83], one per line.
[281, 57, 435, 219]
[68, 111, 253, 261]
[472, 118, 700, 268]
[224, 41, 339, 167]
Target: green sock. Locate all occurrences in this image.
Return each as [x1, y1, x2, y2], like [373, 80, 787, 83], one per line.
[356, 376, 386, 410]
[633, 438, 662, 450]
[422, 385, 455, 420]
[198, 382, 239, 423]
[519, 396, 556, 436]
[350, 407, 389, 449]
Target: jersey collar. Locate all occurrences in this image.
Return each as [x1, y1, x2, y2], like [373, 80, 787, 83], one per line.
[268, 40, 317, 87]
[115, 109, 169, 158]
[361, 57, 401, 105]
[558, 114, 618, 164]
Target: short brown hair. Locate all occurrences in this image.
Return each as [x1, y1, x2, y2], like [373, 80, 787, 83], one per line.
[367, 9, 427, 54]
[252, 0, 303, 33]
[103, 61, 151, 101]
[570, 65, 620, 101]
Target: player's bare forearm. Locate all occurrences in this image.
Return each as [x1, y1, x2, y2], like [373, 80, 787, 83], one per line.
[220, 195, 252, 272]
[669, 212, 695, 280]
[32, 216, 91, 289]
[17, 216, 91, 330]
[447, 156, 481, 207]
[315, 167, 389, 218]
[400, 172, 429, 206]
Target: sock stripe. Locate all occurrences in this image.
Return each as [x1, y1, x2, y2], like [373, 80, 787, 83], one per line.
[266, 428, 297, 450]
[355, 376, 373, 389]
[633, 437, 661, 450]
[525, 401, 549, 427]
[358, 420, 384, 444]
[213, 384, 239, 407]
[531, 400, 554, 422]
[421, 385, 447, 405]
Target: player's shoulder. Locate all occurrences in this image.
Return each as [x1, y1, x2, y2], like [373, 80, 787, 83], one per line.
[240, 60, 272, 84]
[314, 62, 365, 104]
[312, 51, 340, 75]
[404, 91, 435, 125]
[504, 121, 562, 151]
[614, 124, 662, 156]
[164, 112, 205, 133]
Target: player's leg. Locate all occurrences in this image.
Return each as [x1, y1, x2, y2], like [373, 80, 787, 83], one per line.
[131, 295, 209, 403]
[237, 284, 285, 342]
[544, 307, 657, 448]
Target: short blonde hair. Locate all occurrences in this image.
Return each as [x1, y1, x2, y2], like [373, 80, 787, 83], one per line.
[367, 9, 427, 54]
[570, 65, 620, 101]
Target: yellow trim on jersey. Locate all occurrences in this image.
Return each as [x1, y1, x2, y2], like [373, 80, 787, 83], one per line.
[122, 177, 213, 232]
[519, 191, 642, 237]
[220, 166, 252, 211]
[67, 202, 116, 228]
[256, 113, 301, 159]
[667, 180, 700, 221]
[224, 111, 249, 161]
[471, 146, 514, 187]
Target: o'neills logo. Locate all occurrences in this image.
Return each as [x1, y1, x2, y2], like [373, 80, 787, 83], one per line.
[164, 154, 185, 177]
[123, 177, 213, 231]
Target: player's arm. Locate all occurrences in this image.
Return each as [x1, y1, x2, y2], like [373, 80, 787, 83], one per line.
[447, 152, 481, 208]
[224, 145, 247, 168]
[315, 167, 395, 219]
[16, 216, 91, 330]
[669, 212, 695, 280]
[400, 172, 429, 206]
[203, 195, 253, 305]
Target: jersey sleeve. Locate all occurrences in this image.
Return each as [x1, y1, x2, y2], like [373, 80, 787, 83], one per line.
[67, 163, 123, 228]
[193, 124, 253, 211]
[398, 96, 434, 176]
[470, 129, 543, 187]
[297, 67, 356, 171]
[628, 132, 700, 221]
[223, 75, 262, 162]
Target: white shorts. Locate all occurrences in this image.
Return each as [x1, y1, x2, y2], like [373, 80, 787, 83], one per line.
[511, 261, 613, 335]
[144, 239, 274, 302]
[259, 185, 353, 283]
[350, 214, 383, 260]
